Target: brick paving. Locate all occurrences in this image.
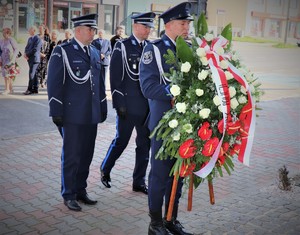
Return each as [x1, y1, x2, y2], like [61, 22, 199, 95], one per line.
[0, 97, 299, 235]
[1, 41, 300, 234]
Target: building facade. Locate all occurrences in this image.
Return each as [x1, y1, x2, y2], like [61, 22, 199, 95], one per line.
[206, 0, 300, 41]
[1, 0, 298, 41]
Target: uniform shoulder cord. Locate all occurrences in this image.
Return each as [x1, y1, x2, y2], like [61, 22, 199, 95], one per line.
[152, 44, 171, 84]
[120, 42, 139, 81]
[60, 46, 91, 85]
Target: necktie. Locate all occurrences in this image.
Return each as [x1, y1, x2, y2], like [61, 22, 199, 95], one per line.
[83, 46, 89, 57]
[140, 42, 144, 49]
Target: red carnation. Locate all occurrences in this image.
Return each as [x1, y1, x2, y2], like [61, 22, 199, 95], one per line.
[179, 162, 196, 177]
[198, 122, 212, 140]
[202, 137, 219, 157]
[178, 139, 197, 159]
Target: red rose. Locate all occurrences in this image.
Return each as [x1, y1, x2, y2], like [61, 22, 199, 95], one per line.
[198, 122, 212, 140]
[202, 137, 219, 157]
[178, 139, 197, 159]
[179, 162, 196, 177]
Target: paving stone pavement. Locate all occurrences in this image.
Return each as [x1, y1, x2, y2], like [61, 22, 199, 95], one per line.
[1, 41, 300, 234]
[0, 97, 299, 235]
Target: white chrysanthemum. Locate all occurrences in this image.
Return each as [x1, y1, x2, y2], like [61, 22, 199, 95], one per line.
[215, 46, 224, 55]
[220, 60, 228, 69]
[170, 85, 181, 97]
[181, 62, 191, 73]
[172, 132, 180, 141]
[213, 95, 221, 106]
[196, 47, 206, 57]
[183, 123, 193, 133]
[168, 119, 178, 129]
[229, 86, 236, 98]
[231, 53, 238, 61]
[204, 33, 214, 42]
[238, 95, 247, 104]
[225, 71, 234, 80]
[191, 104, 198, 113]
[195, 89, 204, 97]
[241, 85, 247, 95]
[200, 57, 209, 66]
[198, 70, 208, 80]
[176, 102, 186, 113]
[230, 98, 239, 109]
[199, 108, 211, 119]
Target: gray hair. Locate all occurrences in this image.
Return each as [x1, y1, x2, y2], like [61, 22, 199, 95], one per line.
[65, 28, 73, 35]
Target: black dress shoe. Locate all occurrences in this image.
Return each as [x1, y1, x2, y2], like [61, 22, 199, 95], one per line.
[76, 193, 98, 205]
[23, 90, 33, 95]
[64, 200, 82, 211]
[133, 184, 148, 195]
[163, 218, 193, 235]
[101, 170, 111, 188]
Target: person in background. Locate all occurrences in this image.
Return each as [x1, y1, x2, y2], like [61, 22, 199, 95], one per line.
[0, 27, 19, 95]
[110, 25, 125, 50]
[100, 12, 156, 195]
[91, 29, 111, 88]
[139, 2, 194, 234]
[23, 26, 43, 95]
[37, 24, 50, 88]
[47, 14, 107, 212]
[62, 29, 73, 43]
[44, 26, 51, 44]
[47, 30, 62, 60]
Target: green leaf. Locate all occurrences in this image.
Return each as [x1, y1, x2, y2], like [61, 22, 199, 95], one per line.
[197, 12, 208, 37]
[217, 166, 223, 177]
[223, 161, 232, 175]
[221, 23, 232, 49]
[176, 37, 194, 64]
[164, 49, 176, 66]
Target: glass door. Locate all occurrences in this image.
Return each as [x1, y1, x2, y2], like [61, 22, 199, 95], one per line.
[69, 7, 82, 29]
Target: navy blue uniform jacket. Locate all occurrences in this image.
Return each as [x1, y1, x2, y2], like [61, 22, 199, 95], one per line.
[47, 39, 107, 124]
[139, 35, 175, 131]
[110, 35, 149, 117]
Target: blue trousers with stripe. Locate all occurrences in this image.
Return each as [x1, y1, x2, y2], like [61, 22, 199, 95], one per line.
[101, 113, 150, 186]
[60, 123, 97, 200]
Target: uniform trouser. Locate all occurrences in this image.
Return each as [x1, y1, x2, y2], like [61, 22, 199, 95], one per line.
[27, 62, 39, 91]
[101, 113, 150, 186]
[60, 123, 97, 200]
[148, 138, 183, 212]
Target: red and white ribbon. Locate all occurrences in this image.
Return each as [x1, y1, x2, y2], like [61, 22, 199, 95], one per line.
[194, 36, 256, 178]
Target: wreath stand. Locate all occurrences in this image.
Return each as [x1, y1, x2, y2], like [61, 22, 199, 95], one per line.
[166, 173, 215, 221]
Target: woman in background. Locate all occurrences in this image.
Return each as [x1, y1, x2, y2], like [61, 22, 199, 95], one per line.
[0, 27, 19, 95]
[47, 30, 61, 60]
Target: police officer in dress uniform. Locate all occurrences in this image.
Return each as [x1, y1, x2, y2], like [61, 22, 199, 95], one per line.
[140, 2, 193, 235]
[47, 14, 107, 212]
[100, 12, 156, 195]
